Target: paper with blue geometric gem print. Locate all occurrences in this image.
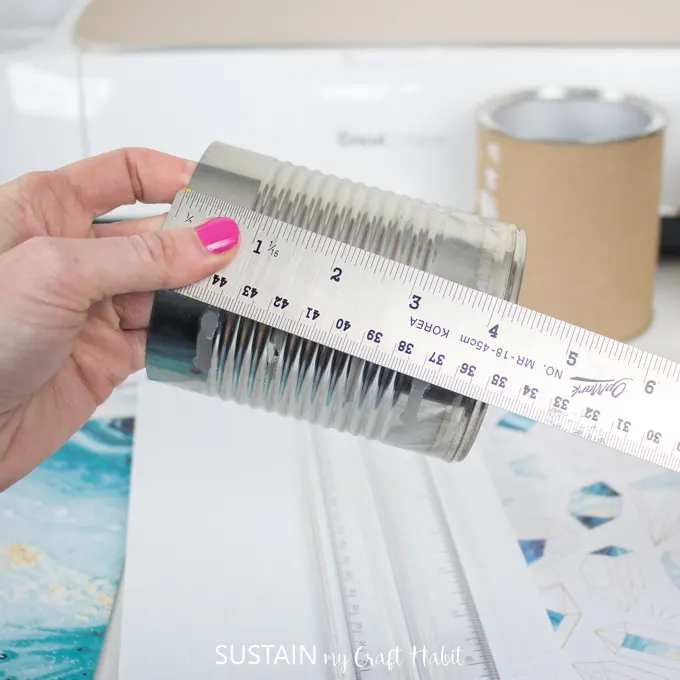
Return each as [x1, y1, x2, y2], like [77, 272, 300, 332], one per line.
[0, 417, 134, 680]
[478, 406, 680, 680]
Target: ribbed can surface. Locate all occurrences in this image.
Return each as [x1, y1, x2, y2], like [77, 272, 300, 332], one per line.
[146, 143, 525, 461]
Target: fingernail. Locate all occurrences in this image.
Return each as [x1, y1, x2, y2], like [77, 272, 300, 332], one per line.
[195, 217, 240, 254]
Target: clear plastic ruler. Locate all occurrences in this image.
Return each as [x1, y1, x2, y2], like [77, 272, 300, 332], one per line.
[304, 429, 501, 679]
[166, 188, 680, 472]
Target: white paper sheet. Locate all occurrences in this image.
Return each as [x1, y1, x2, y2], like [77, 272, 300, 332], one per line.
[113, 378, 576, 679]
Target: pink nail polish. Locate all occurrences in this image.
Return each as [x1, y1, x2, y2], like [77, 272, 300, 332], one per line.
[195, 217, 240, 254]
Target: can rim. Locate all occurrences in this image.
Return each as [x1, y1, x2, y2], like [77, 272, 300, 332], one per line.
[477, 86, 668, 144]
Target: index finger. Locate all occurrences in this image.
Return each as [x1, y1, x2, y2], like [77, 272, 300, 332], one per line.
[55, 147, 196, 218]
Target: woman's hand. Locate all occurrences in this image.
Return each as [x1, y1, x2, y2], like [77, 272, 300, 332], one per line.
[0, 148, 240, 490]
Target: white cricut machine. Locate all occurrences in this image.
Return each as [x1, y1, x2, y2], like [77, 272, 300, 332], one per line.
[2, 0, 680, 223]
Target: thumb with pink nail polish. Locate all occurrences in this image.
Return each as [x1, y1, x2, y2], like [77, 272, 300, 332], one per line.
[137, 215, 242, 292]
[9, 215, 243, 306]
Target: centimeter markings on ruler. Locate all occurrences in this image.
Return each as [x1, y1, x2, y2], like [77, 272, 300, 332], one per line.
[364, 453, 500, 678]
[168, 188, 680, 471]
[309, 433, 498, 678]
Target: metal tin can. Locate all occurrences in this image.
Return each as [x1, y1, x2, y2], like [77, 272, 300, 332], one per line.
[146, 142, 526, 461]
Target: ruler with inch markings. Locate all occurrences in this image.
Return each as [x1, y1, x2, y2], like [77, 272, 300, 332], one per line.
[169, 187, 680, 472]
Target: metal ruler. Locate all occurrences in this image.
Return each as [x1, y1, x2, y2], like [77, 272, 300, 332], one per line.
[168, 187, 680, 472]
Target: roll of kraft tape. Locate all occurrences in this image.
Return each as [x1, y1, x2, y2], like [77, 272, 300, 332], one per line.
[476, 87, 667, 340]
